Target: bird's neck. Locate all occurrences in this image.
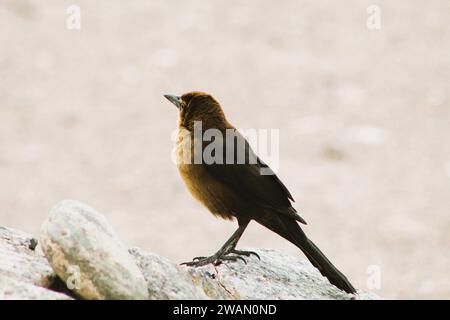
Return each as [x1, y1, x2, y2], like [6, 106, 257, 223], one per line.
[179, 118, 233, 132]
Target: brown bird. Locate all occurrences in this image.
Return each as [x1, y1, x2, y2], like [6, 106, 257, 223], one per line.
[164, 91, 356, 294]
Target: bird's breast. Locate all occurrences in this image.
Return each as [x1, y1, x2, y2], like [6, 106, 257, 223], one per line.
[175, 129, 237, 220]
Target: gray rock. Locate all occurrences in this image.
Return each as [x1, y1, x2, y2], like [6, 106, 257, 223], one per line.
[197, 248, 377, 300]
[130, 247, 378, 300]
[0, 276, 72, 300]
[40, 200, 148, 300]
[0, 226, 55, 287]
[0, 200, 378, 300]
[130, 247, 230, 299]
[0, 226, 73, 299]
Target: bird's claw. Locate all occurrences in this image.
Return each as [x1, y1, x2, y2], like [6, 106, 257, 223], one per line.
[181, 248, 260, 267]
[180, 256, 207, 266]
[181, 256, 218, 267]
[220, 255, 247, 264]
[230, 249, 260, 260]
[193, 256, 206, 261]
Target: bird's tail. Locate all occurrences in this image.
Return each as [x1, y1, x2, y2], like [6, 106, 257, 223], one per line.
[256, 214, 356, 294]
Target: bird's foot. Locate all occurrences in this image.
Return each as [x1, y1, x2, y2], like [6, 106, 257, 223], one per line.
[229, 249, 260, 260]
[181, 248, 259, 267]
[181, 253, 246, 267]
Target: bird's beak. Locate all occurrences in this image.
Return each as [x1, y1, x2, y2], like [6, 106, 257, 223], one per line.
[164, 94, 182, 109]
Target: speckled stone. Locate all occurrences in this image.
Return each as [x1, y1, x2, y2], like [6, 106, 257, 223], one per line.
[40, 200, 148, 300]
[131, 247, 378, 300]
[0, 276, 72, 300]
[0, 226, 55, 287]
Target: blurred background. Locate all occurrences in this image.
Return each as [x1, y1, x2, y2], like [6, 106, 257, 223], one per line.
[0, 0, 449, 299]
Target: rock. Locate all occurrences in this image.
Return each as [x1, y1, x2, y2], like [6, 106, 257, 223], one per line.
[0, 226, 72, 299]
[0, 226, 55, 287]
[0, 200, 379, 300]
[130, 247, 378, 300]
[0, 276, 72, 300]
[40, 200, 148, 300]
[203, 249, 377, 300]
[130, 247, 230, 299]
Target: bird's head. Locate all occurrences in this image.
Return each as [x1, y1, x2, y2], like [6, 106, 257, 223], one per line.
[164, 91, 227, 130]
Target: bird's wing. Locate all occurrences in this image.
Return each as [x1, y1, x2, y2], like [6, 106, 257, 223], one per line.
[201, 129, 306, 224]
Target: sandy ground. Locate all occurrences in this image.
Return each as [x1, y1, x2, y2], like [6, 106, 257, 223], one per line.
[0, 0, 449, 299]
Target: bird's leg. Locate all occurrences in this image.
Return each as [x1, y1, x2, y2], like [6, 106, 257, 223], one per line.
[181, 220, 259, 267]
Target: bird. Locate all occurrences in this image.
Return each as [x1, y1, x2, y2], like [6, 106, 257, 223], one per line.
[164, 91, 356, 294]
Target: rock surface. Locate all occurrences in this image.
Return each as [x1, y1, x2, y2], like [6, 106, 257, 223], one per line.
[0, 276, 71, 300]
[131, 247, 377, 300]
[130, 247, 229, 299]
[0, 226, 72, 300]
[0, 226, 53, 286]
[0, 200, 379, 300]
[40, 200, 148, 300]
